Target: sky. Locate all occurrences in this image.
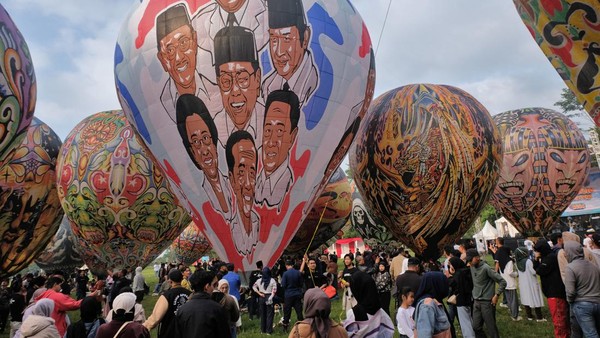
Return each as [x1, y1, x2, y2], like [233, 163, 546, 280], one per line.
[3, 0, 595, 143]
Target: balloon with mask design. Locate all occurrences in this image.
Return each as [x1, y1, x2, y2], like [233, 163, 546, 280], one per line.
[490, 107, 589, 236]
[35, 216, 84, 275]
[114, 0, 374, 270]
[0, 5, 37, 162]
[284, 167, 352, 255]
[0, 117, 63, 278]
[350, 84, 502, 259]
[171, 222, 212, 266]
[514, 1, 600, 125]
[349, 181, 398, 248]
[56, 111, 192, 274]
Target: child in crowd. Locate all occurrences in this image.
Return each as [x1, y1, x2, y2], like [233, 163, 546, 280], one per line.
[396, 287, 415, 338]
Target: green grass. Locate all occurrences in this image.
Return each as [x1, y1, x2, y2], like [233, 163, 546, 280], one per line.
[1, 263, 555, 338]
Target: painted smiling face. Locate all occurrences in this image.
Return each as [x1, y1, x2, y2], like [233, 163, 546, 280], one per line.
[230, 138, 257, 219]
[185, 114, 218, 180]
[269, 26, 308, 80]
[262, 100, 297, 176]
[158, 24, 197, 92]
[218, 62, 261, 130]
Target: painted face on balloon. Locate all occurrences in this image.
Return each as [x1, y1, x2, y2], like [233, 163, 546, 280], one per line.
[65, 183, 108, 244]
[216, 0, 246, 13]
[262, 100, 298, 176]
[353, 205, 365, 225]
[185, 114, 218, 180]
[498, 148, 535, 200]
[127, 189, 179, 243]
[546, 148, 588, 198]
[158, 24, 197, 92]
[230, 139, 257, 219]
[218, 62, 261, 130]
[269, 26, 309, 80]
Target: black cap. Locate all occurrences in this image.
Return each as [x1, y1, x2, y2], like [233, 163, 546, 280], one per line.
[168, 268, 183, 283]
[214, 26, 258, 76]
[267, 0, 306, 30]
[465, 248, 480, 262]
[156, 4, 191, 44]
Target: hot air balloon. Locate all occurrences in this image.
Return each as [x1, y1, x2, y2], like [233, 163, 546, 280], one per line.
[56, 111, 192, 275]
[350, 84, 502, 259]
[0, 117, 63, 278]
[514, 1, 600, 125]
[349, 182, 398, 249]
[0, 4, 36, 162]
[490, 107, 589, 236]
[114, 0, 373, 270]
[285, 167, 352, 256]
[171, 222, 211, 266]
[35, 216, 84, 275]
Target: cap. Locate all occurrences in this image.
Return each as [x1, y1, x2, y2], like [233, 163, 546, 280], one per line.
[586, 228, 596, 234]
[112, 292, 136, 313]
[465, 248, 480, 262]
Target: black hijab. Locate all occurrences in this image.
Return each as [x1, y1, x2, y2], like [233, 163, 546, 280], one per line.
[349, 271, 381, 321]
[415, 271, 449, 304]
[80, 296, 101, 323]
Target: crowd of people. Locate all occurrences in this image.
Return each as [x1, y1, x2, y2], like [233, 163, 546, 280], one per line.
[1, 230, 599, 338]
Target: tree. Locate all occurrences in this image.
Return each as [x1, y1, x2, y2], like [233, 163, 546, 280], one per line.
[463, 204, 498, 238]
[555, 87, 584, 116]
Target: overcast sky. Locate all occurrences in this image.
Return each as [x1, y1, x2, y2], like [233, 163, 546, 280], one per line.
[3, 0, 594, 142]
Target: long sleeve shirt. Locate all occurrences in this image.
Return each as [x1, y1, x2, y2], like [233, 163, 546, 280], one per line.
[470, 262, 506, 301]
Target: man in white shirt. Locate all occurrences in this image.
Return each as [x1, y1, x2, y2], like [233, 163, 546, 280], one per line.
[255, 89, 300, 209]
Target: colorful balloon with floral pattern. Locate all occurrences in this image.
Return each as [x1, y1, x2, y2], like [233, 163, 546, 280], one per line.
[514, 1, 600, 125]
[0, 4, 37, 162]
[171, 222, 211, 266]
[350, 84, 502, 259]
[114, 0, 373, 270]
[56, 111, 192, 272]
[0, 117, 62, 278]
[35, 215, 84, 275]
[490, 107, 589, 236]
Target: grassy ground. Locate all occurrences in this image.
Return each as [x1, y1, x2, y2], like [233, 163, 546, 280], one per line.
[1, 259, 555, 338]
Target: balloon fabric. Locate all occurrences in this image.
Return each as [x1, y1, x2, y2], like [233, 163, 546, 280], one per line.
[171, 222, 212, 266]
[35, 215, 84, 275]
[350, 84, 502, 259]
[114, 0, 373, 270]
[490, 107, 589, 236]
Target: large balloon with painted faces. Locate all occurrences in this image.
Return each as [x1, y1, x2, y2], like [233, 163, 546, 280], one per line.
[56, 111, 192, 274]
[349, 182, 398, 248]
[0, 117, 63, 278]
[350, 84, 502, 259]
[0, 5, 37, 162]
[171, 222, 212, 266]
[114, 0, 374, 270]
[284, 167, 352, 255]
[490, 108, 589, 236]
[514, 1, 600, 125]
[35, 216, 84, 275]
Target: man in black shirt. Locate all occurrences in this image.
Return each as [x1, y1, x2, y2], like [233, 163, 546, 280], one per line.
[395, 257, 422, 295]
[300, 255, 327, 290]
[247, 260, 263, 320]
[144, 269, 192, 338]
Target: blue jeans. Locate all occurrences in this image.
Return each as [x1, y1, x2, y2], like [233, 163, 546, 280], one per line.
[572, 301, 600, 338]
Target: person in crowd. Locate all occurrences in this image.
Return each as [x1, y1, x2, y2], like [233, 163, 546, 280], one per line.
[396, 287, 415, 338]
[75, 270, 89, 301]
[14, 288, 48, 338]
[65, 296, 104, 338]
[248, 261, 263, 320]
[288, 288, 347, 338]
[253, 267, 277, 335]
[390, 249, 406, 281]
[489, 237, 511, 308]
[0, 279, 10, 334]
[395, 258, 422, 296]
[19, 299, 60, 338]
[178, 269, 231, 337]
[372, 262, 393, 316]
[448, 257, 475, 338]
[281, 260, 304, 331]
[213, 279, 240, 338]
[9, 285, 27, 338]
[26, 277, 46, 305]
[179, 267, 192, 291]
[104, 286, 144, 324]
[223, 263, 242, 302]
[132, 267, 145, 303]
[144, 269, 191, 338]
[564, 241, 600, 337]
[589, 233, 600, 268]
[343, 271, 394, 338]
[339, 254, 358, 313]
[413, 272, 452, 338]
[301, 255, 327, 290]
[36, 276, 86, 337]
[109, 270, 131, 310]
[500, 255, 520, 321]
[323, 262, 339, 300]
[466, 248, 506, 338]
[514, 247, 545, 321]
[96, 293, 149, 338]
[534, 239, 569, 338]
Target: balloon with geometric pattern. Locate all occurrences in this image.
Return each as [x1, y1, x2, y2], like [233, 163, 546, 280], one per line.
[171, 222, 211, 266]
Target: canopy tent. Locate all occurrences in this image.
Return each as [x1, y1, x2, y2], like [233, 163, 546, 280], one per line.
[473, 221, 498, 253]
[327, 237, 367, 257]
[494, 217, 520, 238]
[562, 168, 600, 217]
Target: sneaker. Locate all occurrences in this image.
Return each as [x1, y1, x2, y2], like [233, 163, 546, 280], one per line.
[499, 303, 508, 308]
[527, 317, 534, 321]
[511, 316, 522, 321]
[536, 318, 547, 322]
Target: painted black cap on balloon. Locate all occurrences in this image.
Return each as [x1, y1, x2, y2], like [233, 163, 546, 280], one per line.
[214, 26, 258, 76]
[156, 4, 190, 44]
[267, 0, 306, 29]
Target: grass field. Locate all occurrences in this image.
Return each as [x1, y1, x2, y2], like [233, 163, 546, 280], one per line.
[1, 258, 556, 338]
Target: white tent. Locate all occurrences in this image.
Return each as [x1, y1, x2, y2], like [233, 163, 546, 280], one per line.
[495, 217, 520, 238]
[473, 221, 498, 253]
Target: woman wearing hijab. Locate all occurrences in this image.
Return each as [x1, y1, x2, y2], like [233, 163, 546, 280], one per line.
[65, 296, 105, 338]
[413, 271, 451, 338]
[253, 267, 277, 334]
[214, 279, 240, 338]
[96, 292, 149, 338]
[448, 257, 474, 338]
[342, 271, 394, 338]
[289, 288, 347, 338]
[132, 267, 146, 302]
[514, 247, 545, 321]
[19, 299, 60, 338]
